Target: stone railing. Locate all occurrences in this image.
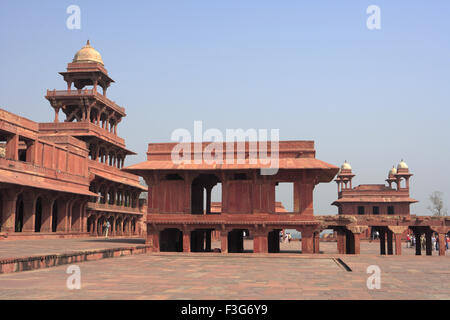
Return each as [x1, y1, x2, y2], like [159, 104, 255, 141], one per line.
[87, 202, 142, 214]
[39, 121, 125, 148]
[46, 89, 125, 115]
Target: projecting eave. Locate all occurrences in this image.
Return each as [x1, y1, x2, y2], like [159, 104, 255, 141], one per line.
[332, 197, 419, 206]
[123, 158, 339, 180]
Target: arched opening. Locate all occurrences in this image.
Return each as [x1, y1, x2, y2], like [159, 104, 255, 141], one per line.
[34, 197, 43, 232]
[159, 228, 183, 252]
[51, 200, 58, 232]
[15, 195, 24, 232]
[191, 174, 221, 215]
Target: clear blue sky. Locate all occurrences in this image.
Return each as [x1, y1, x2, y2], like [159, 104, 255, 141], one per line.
[1, 1, 449, 215]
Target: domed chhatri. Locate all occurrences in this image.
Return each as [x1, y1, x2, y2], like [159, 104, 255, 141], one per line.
[397, 159, 408, 170]
[389, 165, 397, 177]
[72, 40, 104, 65]
[341, 160, 352, 171]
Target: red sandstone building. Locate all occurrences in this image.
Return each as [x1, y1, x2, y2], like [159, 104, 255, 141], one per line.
[0, 41, 146, 239]
[124, 140, 339, 253]
[332, 160, 417, 239]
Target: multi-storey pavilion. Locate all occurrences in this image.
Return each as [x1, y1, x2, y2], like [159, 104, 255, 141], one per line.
[123, 140, 339, 253]
[0, 41, 146, 239]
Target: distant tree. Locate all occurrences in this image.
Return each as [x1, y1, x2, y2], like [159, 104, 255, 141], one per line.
[427, 191, 448, 216]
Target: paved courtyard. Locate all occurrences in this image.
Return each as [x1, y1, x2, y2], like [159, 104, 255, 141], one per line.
[0, 238, 448, 299]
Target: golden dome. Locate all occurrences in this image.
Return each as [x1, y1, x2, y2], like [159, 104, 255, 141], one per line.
[389, 166, 397, 176]
[72, 40, 104, 65]
[397, 160, 408, 170]
[341, 161, 352, 170]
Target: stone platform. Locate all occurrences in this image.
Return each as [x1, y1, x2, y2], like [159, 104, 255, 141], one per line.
[0, 237, 150, 274]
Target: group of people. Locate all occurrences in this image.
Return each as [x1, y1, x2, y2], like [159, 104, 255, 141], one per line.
[280, 232, 292, 243]
[406, 233, 450, 251]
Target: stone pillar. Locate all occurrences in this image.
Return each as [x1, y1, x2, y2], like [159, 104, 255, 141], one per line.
[438, 233, 446, 256]
[93, 217, 98, 235]
[25, 140, 37, 163]
[394, 233, 402, 255]
[205, 230, 212, 251]
[294, 181, 314, 216]
[301, 228, 314, 254]
[206, 186, 212, 214]
[57, 199, 70, 232]
[40, 197, 53, 232]
[5, 134, 19, 160]
[353, 232, 360, 254]
[253, 231, 268, 253]
[415, 232, 421, 255]
[387, 229, 393, 255]
[347, 226, 367, 255]
[425, 230, 432, 256]
[313, 232, 320, 253]
[220, 230, 228, 253]
[379, 228, 386, 255]
[22, 193, 36, 232]
[388, 227, 407, 256]
[336, 229, 346, 254]
[147, 229, 160, 252]
[183, 228, 191, 253]
[1, 189, 21, 233]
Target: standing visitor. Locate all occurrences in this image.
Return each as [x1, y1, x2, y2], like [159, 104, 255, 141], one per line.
[105, 220, 111, 239]
[406, 234, 411, 248]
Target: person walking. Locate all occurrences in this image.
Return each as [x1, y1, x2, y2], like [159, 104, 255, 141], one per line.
[406, 234, 411, 248]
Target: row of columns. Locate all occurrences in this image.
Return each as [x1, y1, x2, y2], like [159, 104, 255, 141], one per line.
[54, 100, 121, 136]
[411, 227, 447, 257]
[87, 213, 139, 237]
[93, 183, 140, 208]
[89, 143, 126, 169]
[146, 226, 321, 254]
[0, 187, 88, 234]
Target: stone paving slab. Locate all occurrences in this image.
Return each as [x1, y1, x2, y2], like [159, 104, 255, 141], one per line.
[0, 250, 448, 299]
